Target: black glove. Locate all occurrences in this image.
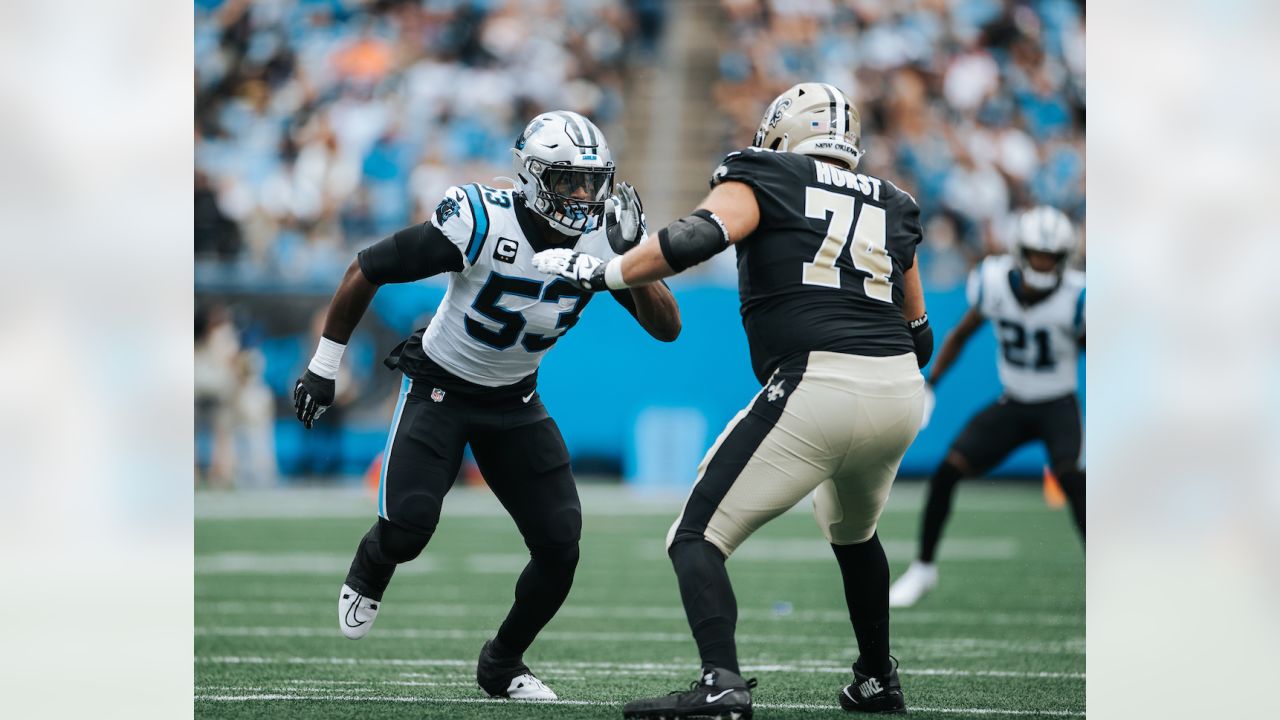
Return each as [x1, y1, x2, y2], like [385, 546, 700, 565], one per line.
[605, 182, 647, 255]
[293, 369, 335, 429]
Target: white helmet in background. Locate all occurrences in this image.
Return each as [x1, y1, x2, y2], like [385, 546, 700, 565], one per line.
[752, 82, 864, 170]
[1013, 206, 1077, 291]
[512, 111, 615, 236]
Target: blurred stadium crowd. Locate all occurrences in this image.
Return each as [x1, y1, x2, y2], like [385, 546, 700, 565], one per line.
[195, 0, 1084, 487]
[195, 0, 662, 279]
[714, 0, 1084, 287]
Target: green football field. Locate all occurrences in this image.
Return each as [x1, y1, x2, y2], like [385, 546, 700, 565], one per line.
[195, 482, 1084, 719]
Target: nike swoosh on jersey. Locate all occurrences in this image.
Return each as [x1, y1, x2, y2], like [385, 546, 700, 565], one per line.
[705, 689, 735, 703]
[522, 391, 535, 403]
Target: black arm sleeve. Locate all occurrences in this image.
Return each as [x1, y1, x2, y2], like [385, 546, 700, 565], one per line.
[357, 222, 464, 285]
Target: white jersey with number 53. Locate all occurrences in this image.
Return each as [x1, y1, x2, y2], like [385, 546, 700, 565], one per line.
[423, 183, 620, 386]
[968, 254, 1085, 402]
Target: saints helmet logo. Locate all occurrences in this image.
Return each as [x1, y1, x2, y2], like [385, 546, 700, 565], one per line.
[767, 97, 792, 129]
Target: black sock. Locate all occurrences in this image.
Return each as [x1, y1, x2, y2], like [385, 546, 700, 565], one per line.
[344, 521, 401, 600]
[920, 461, 964, 563]
[1058, 469, 1086, 541]
[832, 533, 892, 677]
[487, 636, 522, 663]
[495, 542, 579, 656]
[669, 538, 739, 674]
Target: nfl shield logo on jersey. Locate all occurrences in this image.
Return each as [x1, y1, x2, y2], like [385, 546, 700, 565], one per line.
[431, 387, 446, 403]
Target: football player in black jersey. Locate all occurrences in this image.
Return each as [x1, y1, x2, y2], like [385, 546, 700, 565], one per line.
[535, 83, 933, 717]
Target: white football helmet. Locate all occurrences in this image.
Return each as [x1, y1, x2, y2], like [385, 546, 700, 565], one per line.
[753, 82, 864, 170]
[512, 111, 615, 236]
[1013, 206, 1077, 291]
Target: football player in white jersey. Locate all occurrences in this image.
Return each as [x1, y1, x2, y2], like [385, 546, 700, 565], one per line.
[290, 110, 681, 699]
[889, 206, 1085, 608]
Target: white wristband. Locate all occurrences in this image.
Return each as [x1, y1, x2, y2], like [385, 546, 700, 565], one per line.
[307, 337, 346, 380]
[604, 256, 629, 290]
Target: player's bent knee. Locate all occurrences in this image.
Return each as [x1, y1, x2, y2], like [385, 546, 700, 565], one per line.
[823, 521, 878, 546]
[392, 490, 445, 533]
[525, 504, 582, 549]
[945, 451, 973, 477]
[668, 532, 733, 561]
[377, 519, 433, 564]
[531, 541, 580, 573]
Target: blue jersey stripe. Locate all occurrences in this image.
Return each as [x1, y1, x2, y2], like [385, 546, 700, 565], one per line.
[1074, 288, 1086, 329]
[462, 184, 489, 265]
[378, 376, 412, 520]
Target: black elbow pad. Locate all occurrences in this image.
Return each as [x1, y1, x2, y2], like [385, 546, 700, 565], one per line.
[657, 209, 730, 272]
[910, 314, 933, 368]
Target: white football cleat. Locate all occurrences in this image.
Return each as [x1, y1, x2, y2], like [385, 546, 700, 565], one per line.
[889, 560, 938, 608]
[504, 673, 558, 700]
[338, 583, 380, 639]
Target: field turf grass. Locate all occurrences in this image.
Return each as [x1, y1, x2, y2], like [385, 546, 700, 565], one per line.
[195, 482, 1083, 719]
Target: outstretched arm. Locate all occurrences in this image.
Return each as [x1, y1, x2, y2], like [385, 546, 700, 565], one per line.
[614, 181, 759, 287]
[611, 283, 681, 342]
[928, 307, 985, 386]
[533, 182, 758, 291]
[320, 260, 379, 344]
[294, 223, 463, 427]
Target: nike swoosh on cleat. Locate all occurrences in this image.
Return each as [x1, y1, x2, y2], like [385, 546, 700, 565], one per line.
[344, 595, 366, 627]
[522, 392, 535, 403]
[706, 689, 735, 702]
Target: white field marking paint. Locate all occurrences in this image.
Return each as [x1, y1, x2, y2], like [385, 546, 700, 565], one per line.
[198, 656, 1081, 680]
[213, 680, 478, 688]
[195, 553, 437, 575]
[724, 538, 1019, 562]
[195, 485, 1049, 520]
[194, 626, 1084, 654]
[192, 692, 1084, 716]
[198, 600, 1081, 628]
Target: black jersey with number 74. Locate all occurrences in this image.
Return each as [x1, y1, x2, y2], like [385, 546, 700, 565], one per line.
[710, 147, 924, 384]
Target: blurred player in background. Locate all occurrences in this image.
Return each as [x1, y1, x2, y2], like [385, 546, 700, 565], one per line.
[291, 110, 680, 700]
[889, 206, 1085, 608]
[537, 82, 933, 717]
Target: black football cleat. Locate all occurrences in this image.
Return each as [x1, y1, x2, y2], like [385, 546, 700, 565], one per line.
[623, 667, 756, 719]
[476, 639, 557, 700]
[838, 659, 906, 714]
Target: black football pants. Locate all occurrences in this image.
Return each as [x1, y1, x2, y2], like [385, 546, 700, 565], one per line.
[345, 376, 582, 656]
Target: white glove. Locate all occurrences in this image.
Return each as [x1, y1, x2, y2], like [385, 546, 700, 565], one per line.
[920, 383, 936, 429]
[605, 181, 647, 255]
[533, 248, 609, 291]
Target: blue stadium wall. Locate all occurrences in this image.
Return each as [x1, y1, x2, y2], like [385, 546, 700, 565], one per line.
[262, 282, 1084, 481]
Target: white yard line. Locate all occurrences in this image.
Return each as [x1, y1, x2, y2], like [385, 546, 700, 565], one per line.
[197, 656, 1083, 679]
[195, 485, 1050, 520]
[199, 599, 1081, 627]
[193, 536, 1026, 576]
[195, 626, 1084, 654]
[193, 691, 1083, 716]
